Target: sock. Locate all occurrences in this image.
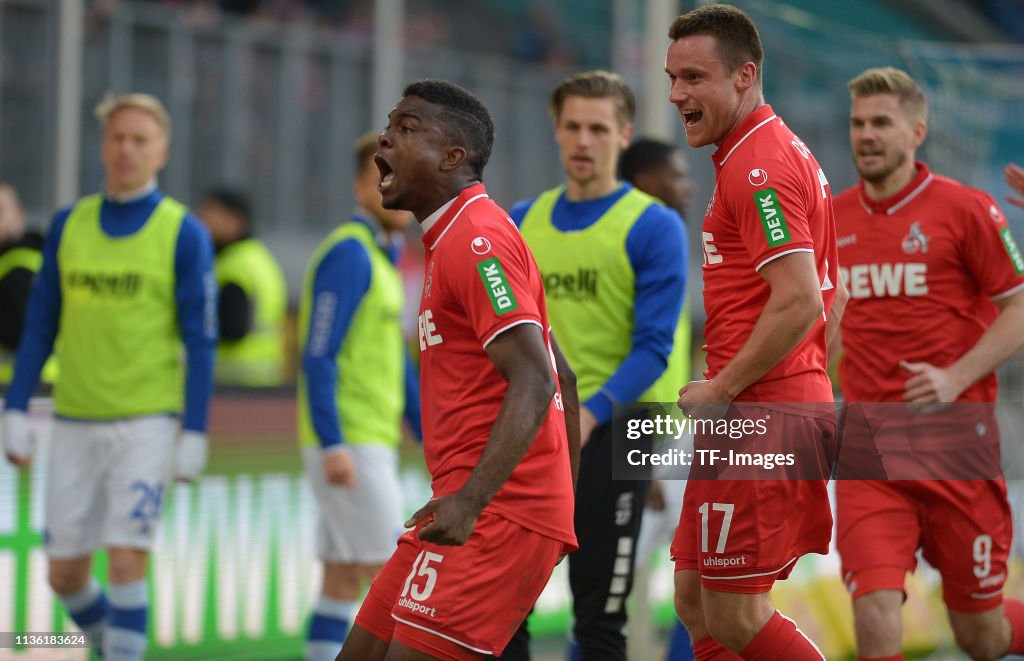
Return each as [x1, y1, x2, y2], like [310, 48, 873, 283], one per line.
[693, 636, 742, 660]
[103, 580, 148, 661]
[566, 636, 580, 661]
[307, 596, 356, 661]
[60, 578, 109, 652]
[1004, 598, 1024, 653]
[740, 611, 824, 660]
[667, 620, 695, 661]
[857, 656, 903, 661]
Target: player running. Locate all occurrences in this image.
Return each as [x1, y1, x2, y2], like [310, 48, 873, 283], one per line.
[835, 66, 1024, 661]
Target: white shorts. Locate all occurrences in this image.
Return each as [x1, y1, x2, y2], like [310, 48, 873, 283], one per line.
[45, 416, 177, 558]
[302, 444, 403, 565]
[636, 478, 686, 568]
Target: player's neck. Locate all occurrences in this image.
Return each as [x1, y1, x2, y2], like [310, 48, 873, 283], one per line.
[863, 160, 918, 202]
[564, 176, 618, 202]
[105, 179, 157, 203]
[715, 96, 765, 149]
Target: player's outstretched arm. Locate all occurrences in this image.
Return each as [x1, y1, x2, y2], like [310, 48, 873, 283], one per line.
[550, 331, 580, 490]
[407, 323, 556, 545]
[699, 251, 823, 403]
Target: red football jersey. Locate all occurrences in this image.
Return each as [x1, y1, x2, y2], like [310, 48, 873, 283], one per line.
[835, 162, 1024, 402]
[700, 104, 838, 401]
[417, 183, 576, 549]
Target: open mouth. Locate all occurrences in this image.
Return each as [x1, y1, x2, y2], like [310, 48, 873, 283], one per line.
[375, 154, 395, 191]
[682, 110, 703, 128]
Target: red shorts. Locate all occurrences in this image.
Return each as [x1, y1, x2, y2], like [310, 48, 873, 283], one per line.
[672, 478, 831, 593]
[670, 407, 834, 593]
[837, 478, 1011, 612]
[353, 511, 563, 659]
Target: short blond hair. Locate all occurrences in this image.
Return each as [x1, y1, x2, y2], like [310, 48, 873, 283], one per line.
[848, 67, 927, 123]
[95, 92, 171, 140]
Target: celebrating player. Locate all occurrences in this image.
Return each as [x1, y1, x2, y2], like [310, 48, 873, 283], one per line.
[665, 4, 845, 657]
[835, 67, 1024, 661]
[297, 131, 422, 661]
[338, 79, 579, 661]
[1, 93, 216, 661]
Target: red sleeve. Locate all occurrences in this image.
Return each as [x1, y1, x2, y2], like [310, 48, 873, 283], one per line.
[959, 191, 1024, 300]
[444, 223, 544, 347]
[724, 156, 816, 270]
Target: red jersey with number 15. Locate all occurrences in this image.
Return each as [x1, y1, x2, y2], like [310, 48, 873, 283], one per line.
[835, 163, 1024, 402]
[701, 104, 838, 401]
[417, 183, 576, 550]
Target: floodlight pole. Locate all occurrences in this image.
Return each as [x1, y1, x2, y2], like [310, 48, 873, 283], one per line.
[642, 0, 675, 140]
[373, 0, 404, 132]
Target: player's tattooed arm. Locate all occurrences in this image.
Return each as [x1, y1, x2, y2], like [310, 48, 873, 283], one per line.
[550, 331, 580, 491]
[408, 323, 556, 545]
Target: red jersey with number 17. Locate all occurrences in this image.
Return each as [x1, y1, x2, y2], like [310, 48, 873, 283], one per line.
[701, 104, 838, 401]
[417, 183, 576, 550]
[835, 163, 1024, 403]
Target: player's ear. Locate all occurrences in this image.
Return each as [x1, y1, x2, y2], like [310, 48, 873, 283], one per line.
[620, 121, 634, 148]
[912, 119, 927, 149]
[440, 145, 468, 173]
[735, 62, 757, 92]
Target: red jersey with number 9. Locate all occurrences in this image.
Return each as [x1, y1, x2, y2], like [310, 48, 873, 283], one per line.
[417, 183, 576, 550]
[700, 104, 838, 402]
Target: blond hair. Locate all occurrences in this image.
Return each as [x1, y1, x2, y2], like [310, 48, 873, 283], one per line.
[95, 93, 172, 140]
[848, 67, 927, 123]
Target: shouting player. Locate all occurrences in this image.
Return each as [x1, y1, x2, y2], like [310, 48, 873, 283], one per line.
[666, 4, 846, 657]
[338, 79, 579, 661]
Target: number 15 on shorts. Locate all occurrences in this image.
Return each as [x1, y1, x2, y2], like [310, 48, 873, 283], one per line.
[699, 502, 735, 553]
[402, 550, 444, 601]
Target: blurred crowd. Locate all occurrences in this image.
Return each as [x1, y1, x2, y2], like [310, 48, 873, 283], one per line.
[89, 0, 587, 66]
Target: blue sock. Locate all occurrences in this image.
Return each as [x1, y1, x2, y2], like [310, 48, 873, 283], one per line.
[667, 620, 695, 661]
[307, 595, 355, 661]
[59, 578, 109, 652]
[567, 636, 580, 661]
[103, 580, 148, 661]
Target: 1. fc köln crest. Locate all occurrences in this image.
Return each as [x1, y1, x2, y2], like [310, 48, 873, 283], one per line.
[901, 222, 929, 254]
